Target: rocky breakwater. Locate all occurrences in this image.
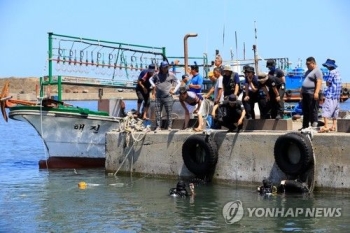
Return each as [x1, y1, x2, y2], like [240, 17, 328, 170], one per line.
[0, 77, 137, 100]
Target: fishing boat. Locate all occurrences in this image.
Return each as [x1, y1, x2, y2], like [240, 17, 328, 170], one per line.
[0, 32, 180, 169]
[283, 61, 349, 103]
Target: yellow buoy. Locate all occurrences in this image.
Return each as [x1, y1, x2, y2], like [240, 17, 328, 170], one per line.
[78, 181, 87, 189]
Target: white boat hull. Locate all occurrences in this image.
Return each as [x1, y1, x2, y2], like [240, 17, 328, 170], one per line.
[10, 109, 120, 159]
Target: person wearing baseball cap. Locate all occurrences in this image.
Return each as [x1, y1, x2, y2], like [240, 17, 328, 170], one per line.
[149, 60, 181, 132]
[242, 66, 259, 119]
[211, 94, 246, 132]
[135, 64, 156, 119]
[256, 72, 271, 119]
[266, 59, 286, 120]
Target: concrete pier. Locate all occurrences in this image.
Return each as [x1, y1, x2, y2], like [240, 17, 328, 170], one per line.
[105, 119, 350, 191]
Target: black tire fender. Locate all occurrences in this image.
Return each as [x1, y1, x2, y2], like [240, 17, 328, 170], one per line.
[182, 134, 218, 177]
[274, 132, 314, 176]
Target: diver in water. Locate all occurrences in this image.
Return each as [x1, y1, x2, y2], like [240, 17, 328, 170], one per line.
[278, 180, 310, 193]
[257, 179, 277, 195]
[257, 179, 309, 195]
[169, 181, 195, 197]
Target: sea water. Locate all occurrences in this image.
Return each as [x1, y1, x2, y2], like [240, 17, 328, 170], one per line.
[1, 101, 350, 232]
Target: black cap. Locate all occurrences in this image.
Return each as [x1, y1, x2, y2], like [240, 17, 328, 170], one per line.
[244, 66, 255, 73]
[182, 74, 189, 80]
[242, 65, 250, 73]
[266, 59, 275, 67]
[228, 94, 237, 103]
[147, 64, 155, 72]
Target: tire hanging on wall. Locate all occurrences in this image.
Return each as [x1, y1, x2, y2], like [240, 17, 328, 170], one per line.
[182, 134, 218, 177]
[274, 132, 314, 176]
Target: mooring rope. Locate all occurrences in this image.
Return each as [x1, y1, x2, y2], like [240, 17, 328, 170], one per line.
[113, 112, 151, 176]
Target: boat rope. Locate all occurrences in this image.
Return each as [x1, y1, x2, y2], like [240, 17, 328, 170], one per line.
[113, 111, 151, 176]
[113, 139, 135, 176]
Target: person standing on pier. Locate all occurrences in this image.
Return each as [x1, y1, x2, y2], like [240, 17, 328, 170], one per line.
[135, 64, 156, 119]
[300, 57, 323, 129]
[319, 59, 342, 133]
[150, 61, 180, 132]
[211, 54, 224, 74]
[256, 72, 271, 119]
[187, 64, 203, 94]
[222, 64, 240, 98]
[178, 86, 204, 132]
[181, 74, 191, 87]
[242, 66, 259, 119]
[204, 67, 224, 105]
[211, 94, 246, 132]
[266, 59, 286, 119]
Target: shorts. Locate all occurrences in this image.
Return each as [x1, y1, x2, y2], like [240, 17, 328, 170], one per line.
[321, 98, 339, 119]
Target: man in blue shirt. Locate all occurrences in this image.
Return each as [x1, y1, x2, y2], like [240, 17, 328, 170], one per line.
[188, 65, 203, 94]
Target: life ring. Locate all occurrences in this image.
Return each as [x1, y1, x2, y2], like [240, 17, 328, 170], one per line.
[285, 90, 292, 97]
[274, 132, 314, 176]
[343, 88, 349, 95]
[182, 134, 218, 177]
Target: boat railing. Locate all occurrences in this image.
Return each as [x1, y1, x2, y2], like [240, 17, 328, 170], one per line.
[42, 32, 210, 100]
[43, 32, 168, 101]
[42, 75, 138, 89]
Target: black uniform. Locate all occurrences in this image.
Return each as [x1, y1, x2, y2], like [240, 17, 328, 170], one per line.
[267, 68, 285, 119]
[214, 100, 245, 132]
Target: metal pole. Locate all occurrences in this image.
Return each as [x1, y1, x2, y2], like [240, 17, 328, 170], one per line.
[184, 33, 198, 74]
[48, 32, 53, 82]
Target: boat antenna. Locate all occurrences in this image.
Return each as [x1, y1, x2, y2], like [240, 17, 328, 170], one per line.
[243, 42, 246, 60]
[222, 24, 225, 47]
[253, 21, 259, 73]
[235, 31, 238, 60]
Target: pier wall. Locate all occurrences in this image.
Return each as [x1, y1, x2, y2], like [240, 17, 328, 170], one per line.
[105, 130, 350, 191]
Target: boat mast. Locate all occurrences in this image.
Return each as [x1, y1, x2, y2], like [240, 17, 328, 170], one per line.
[253, 21, 259, 73]
[235, 31, 238, 60]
